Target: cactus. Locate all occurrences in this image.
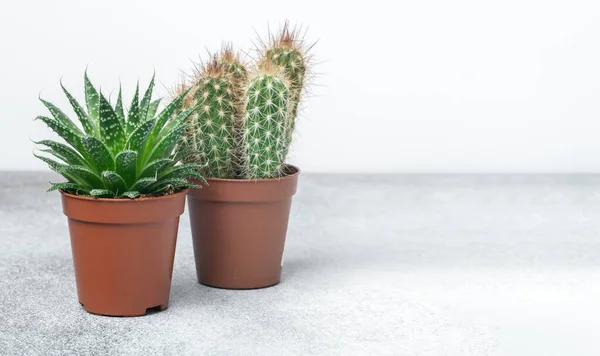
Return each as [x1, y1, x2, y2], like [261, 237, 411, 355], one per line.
[240, 64, 292, 179]
[182, 53, 242, 178]
[179, 24, 314, 180]
[259, 23, 310, 158]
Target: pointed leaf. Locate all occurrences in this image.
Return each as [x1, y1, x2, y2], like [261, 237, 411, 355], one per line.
[34, 153, 92, 188]
[35, 140, 87, 166]
[35, 116, 84, 153]
[115, 150, 138, 187]
[34, 152, 65, 173]
[40, 98, 82, 135]
[171, 149, 205, 164]
[39, 148, 75, 167]
[115, 85, 126, 126]
[81, 136, 115, 173]
[90, 189, 115, 198]
[149, 177, 194, 193]
[126, 82, 140, 133]
[147, 99, 161, 119]
[98, 92, 126, 154]
[130, 177, 157, 192]
[158, 107, 195, 141]
[139, 159, 173, 179]
[84, 72, 100, 125]
[127, 119, 155, 154]
[148, 125, 186, 162]
[159, 163, 205, 181]
[47, 182, 82, 192]
[148, 87, 192, 145]
[139, 73, 155, 121]
[60, 165, 104, 188]
[102, 171, 127, 194]
[61, 82, 96, 135]
[120, 191, 140, 199]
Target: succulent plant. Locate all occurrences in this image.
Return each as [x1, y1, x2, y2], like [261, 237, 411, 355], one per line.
[34, 72, 205, 198]
[240, 64, 292, 179]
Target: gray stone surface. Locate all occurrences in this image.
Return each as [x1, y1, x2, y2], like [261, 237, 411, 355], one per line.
[1, 172, 599, 355]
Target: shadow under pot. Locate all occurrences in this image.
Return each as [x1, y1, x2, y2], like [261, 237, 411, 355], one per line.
[187, 165, 300, 289]
[60, 190, 187, 316]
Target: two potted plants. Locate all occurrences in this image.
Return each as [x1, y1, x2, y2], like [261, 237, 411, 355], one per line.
[34, 73, 204, 316]
[34, 23, 314, 315]
[179, 24, 311, 289]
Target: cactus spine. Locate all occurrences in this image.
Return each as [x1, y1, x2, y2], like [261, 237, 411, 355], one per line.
[241, 65, 291, 179]
[221, 45, 248, 83]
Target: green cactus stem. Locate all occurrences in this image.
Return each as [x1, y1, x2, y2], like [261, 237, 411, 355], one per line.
[183, 56, 238, 178]
[260, 23, 310, 159]
[241, 65, 291, 179]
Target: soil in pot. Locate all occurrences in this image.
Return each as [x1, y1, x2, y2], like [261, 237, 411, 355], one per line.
[61, 190, 187, 316]
[187, 166, 300, 289]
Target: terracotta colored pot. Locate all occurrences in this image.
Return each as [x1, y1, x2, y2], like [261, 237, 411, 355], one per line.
[187, 166, 300, 289]
[60, 190, 187, 316]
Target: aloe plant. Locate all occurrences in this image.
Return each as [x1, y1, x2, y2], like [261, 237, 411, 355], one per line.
[34, 72, 205, 198]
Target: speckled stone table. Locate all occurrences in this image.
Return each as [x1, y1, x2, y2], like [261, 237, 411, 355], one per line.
[1, 172, 599, 355]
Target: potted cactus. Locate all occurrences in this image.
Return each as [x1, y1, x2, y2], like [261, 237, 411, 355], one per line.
[34, 72, 204, 316]
[180, 24, 311, 289]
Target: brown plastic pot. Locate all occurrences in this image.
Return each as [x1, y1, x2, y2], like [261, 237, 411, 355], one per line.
[187, 166, 300, 289]
[60, 190, 187, 317]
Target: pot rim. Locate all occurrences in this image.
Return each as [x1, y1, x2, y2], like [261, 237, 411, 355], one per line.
[59, 188, 189, 203]
[200, 165, 300, 184]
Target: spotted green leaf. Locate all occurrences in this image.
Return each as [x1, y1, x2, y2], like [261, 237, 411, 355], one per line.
[139, 73, 155, 121]
[148, 124, 186, 163]
[35, 140, 87, 166]
[34, 116, 84, 153]
[150, 178, 195, 193]
[159, 107, 195, 141]
[60, 165, 103, 188]
[115, 150, 138, 186]
[81, 136, 114, 173]
[130, 177, 157, 191]
[61, 82, 96, 135]
[47, 182, 82, 192]
[90, 189, 115, 198]
[159, 163, 205, 182]
[115, 85, 125, 126]
[98, 93, 126, 154]
[126, 82, 140, 134]
[139, 159, 173, 179]
[40, 98, 82, 136]
[120, 191, 140, 199]
[127, 119, 154, 154]
[34, 153, 65, 173]
[147, 99, 161, 119]
[148, 87, 191, 144]
[84, 71, 100, 125]
[102, 171, 127, 194]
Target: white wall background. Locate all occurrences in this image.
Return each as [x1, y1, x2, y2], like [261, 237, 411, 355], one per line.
[1, 0, 600, 173]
